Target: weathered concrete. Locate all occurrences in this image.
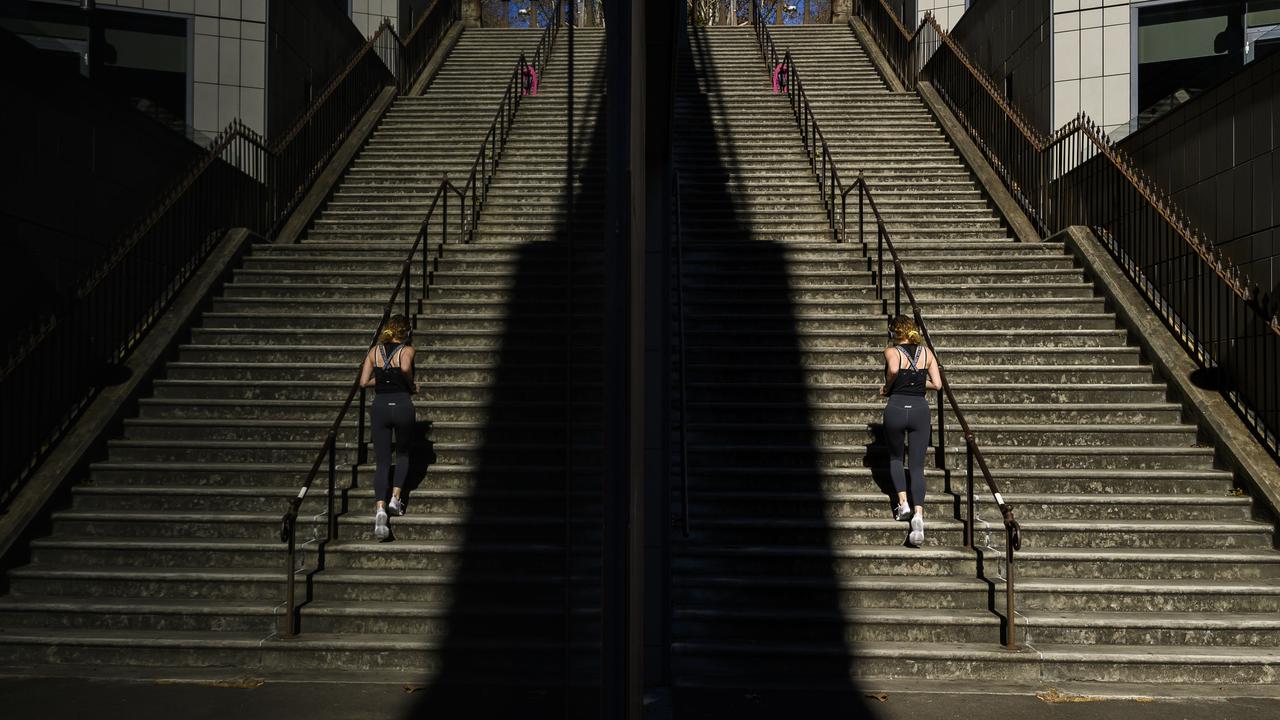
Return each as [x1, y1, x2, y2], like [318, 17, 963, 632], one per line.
[847, 17, 906, 92]
[0, 228, 254, 567]
[407, 21, 465, 96]
[274, 20, 461, 244]
[1061, 225, 1280, 526]
[1, 674, 1279, 720]
[272, 86, 398, 244]
[917, 80, 1043, 244]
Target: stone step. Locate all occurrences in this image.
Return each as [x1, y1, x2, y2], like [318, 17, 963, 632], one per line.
[686, 443, 1216, 471]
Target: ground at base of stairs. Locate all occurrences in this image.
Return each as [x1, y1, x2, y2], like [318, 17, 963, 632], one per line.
[1, 674, 1280, 720]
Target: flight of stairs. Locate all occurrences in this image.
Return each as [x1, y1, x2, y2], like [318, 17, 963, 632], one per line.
[671, 22, 1280, 692]
[0, 27, 608, 689]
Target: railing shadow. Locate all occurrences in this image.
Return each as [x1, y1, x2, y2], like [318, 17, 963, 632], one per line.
[403, 37, 607, 719]
[671, 21, 880, 718]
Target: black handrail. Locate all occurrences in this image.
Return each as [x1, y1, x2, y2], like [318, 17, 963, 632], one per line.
[854, 0, 1280, 454]
[751, 2, 1022, 649]
[1, 4, 462, 515]
[456, 3, 561, 243]
[278, 16, 561, 637]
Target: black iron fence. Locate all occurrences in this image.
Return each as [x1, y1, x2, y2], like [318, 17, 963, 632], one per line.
[1, 2, 463, 513]
[279, 1, 560, 634]
[853, 0, 1280, 454]
[752, 2, 1023, 648]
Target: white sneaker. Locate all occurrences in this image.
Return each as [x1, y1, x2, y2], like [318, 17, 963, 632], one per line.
[908, 512, 925, 547]
[374, 509, 390, 540]
[893, 502, 912, 521]
[388, 496, 406, 516]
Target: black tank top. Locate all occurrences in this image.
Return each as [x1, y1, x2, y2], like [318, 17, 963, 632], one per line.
[887, 344, 928, 397]
[372, 343, 413, 395]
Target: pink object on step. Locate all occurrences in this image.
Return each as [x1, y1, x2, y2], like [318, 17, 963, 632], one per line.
[523, 65, 539, 96]
[772, 63, 786, 93]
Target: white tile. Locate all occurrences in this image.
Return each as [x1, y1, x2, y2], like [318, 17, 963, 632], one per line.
[1054, 0, 1080, 12]
[117, 0, 144, 7]
[354, 0, 369, 13]
[144, 0, 169, 11]
[220, 0, 241, 19]
[241, 22, 264, 41]
[1103, 23, 1129, 75]
[1104, 74, 1130, 125]
[1054, 79, 1081, 128]
[241, 0, 266, 23]
[239, 86, 264, 135]
[1081, 27, 1104, 77]
[219, 19, 240, 37]
[193, 33, 218, 83]
[1081, 76, 1105, 122]
[1080, 0, 1102, 8]
[217, 83, 240, 128]
[171, 0, 194, 13]
[1057, 12, 1080, 31]
[240, 39, 264, 88]
[194, 0, 219, 17]
[219, 36, 240, 84]
[1081, 8, 1103, 28]
[1054, 29, 1080, 81]
[193, 81, 218, 133]
[1103, 5, 1127, 25]
[194, 16, 217, 35]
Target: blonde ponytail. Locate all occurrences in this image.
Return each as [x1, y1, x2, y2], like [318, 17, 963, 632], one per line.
[380, 314, 410, 345]
[889, 314, 924, 346]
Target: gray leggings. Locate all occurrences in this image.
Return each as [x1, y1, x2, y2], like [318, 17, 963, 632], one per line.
[883, 394, 931, 506]
[371, 392, 415, 501]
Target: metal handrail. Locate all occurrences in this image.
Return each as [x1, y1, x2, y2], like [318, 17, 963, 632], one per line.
[278, 17, 560, 637]
[854, 0, 1279, 451]
[457, 2, 561, 243]
[673, 170, 690, 539]
[278, 180, 456, 637]
[751, 2, 1022, 649]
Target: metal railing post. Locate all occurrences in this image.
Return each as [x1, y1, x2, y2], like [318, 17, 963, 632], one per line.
[965, 443, 975, 549]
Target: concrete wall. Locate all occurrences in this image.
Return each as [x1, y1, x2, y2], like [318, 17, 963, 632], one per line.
[948, 0, 1054, 135]
[267, 0, 367, 141]
[1119, 50, 1280, 300]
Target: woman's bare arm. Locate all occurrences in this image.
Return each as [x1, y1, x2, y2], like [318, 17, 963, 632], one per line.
[924, 348, 943, 391]
[880, 347, 899, 396]
[400, 346, 419, 393]
[359, 349, 376, 388]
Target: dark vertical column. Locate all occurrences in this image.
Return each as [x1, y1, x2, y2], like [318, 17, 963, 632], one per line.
[642, 0, 680, 696]
[603, 0, 635, 718]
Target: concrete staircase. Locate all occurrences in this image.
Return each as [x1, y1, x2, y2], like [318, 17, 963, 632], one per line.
[671, 23, 1280, 691]
[0, 26, 606, 689]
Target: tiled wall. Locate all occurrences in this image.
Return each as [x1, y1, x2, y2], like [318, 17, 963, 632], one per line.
[949, 0, 1055, 135]
[351, 0, 398, 37]
[914, 0, 968, 31]
[1120, 51, 1280, 299]
[95, 0, 268, 140]
[1051, 0, 1133, 135]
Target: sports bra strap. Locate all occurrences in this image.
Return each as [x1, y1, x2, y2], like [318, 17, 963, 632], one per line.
[898, 345, 921, 371]
[380, 343, 401, 370]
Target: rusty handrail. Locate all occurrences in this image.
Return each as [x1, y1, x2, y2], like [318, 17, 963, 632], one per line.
[856, 0, 1279, 336]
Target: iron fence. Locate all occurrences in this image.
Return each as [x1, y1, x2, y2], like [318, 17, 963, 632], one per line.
[851, 0, 1280, 454]
[1, 3, 463, 514]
